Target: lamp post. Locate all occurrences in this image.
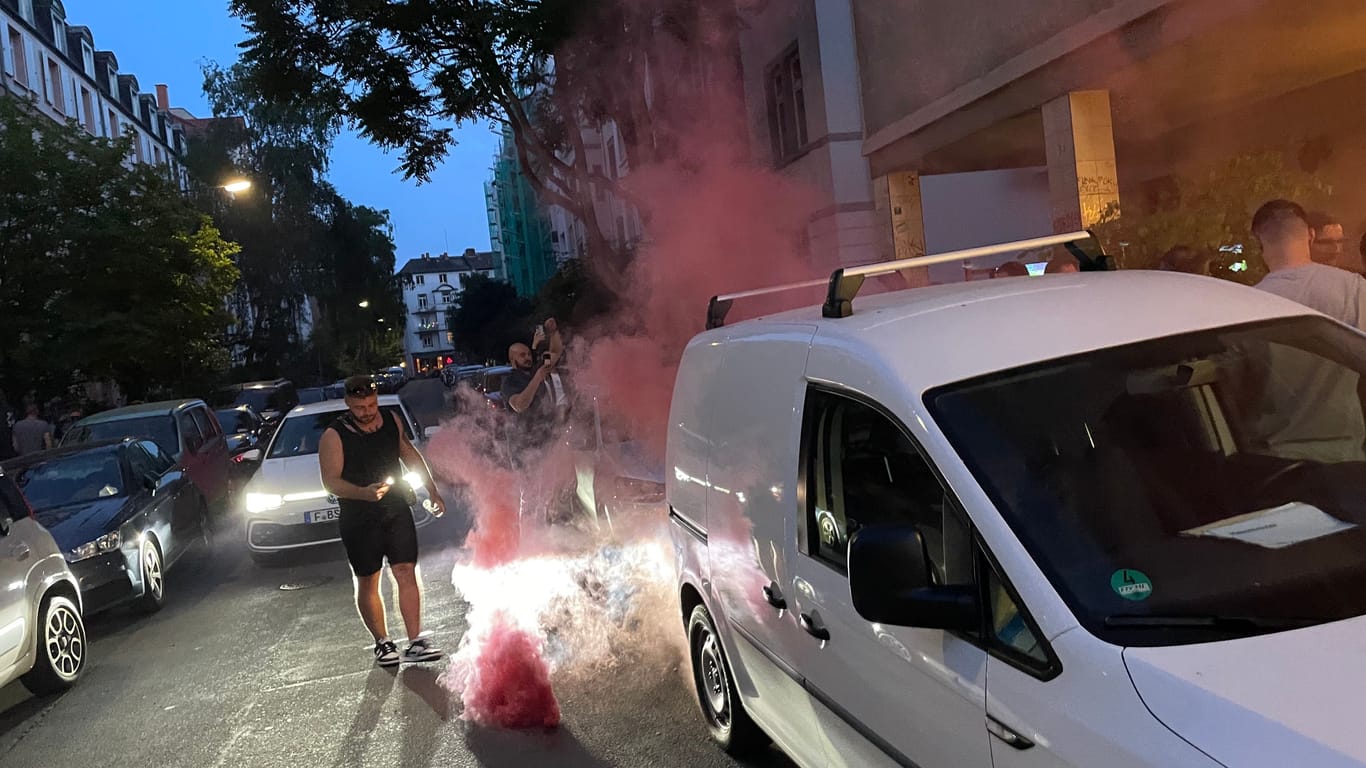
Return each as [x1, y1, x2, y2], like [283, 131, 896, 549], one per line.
[222, 179, 252, 195]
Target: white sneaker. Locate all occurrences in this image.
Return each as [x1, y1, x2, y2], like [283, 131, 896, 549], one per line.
[374, 640, 400, 667]
[402, 637, 443, 663]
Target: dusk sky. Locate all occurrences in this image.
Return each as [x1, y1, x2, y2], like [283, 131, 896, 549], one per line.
[66, 0, 500, 268]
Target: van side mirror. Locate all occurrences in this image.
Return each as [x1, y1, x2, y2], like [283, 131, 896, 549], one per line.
[423, 425, 442, 440]
[848, 524, 978, 632]
[143, 473, 158, 492]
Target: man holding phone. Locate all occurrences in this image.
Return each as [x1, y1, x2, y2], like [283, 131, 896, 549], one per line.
[319, 374, 447, 667]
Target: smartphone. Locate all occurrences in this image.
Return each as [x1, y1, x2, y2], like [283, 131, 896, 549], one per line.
[542, 352, 553, 363]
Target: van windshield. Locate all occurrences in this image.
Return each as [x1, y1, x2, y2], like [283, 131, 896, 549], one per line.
[928, 316, 1366, 647]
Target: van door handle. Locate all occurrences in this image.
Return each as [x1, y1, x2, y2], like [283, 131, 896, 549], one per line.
[762, 583, 786, 610]
[987, 716, 1035, 750]
[799, 612, 829, 641]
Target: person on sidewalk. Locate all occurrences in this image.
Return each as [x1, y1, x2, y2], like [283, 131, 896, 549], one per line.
[319, 374, 448, 667]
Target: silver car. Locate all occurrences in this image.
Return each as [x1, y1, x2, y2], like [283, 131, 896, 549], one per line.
[0, 469, 87, 695]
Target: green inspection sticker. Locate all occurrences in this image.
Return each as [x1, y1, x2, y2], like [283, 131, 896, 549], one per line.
[1110, 569, 1153, 601]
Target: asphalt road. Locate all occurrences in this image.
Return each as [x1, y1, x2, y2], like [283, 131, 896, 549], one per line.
[0, 379, 796, 768]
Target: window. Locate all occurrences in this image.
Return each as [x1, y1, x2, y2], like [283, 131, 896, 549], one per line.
[45, 56, 63, 112]
[929, 316, 1366, 648]
[986, 560, 1048, 668]
[176, 411, 203, 453]
[7, 27, 27, 88]
[133, 133, 145, 163]
[81, 42, 94, 76]
[442, 292, 454, 305]
[616, 215, 627, 245]
[107, 108, 118, 137]
[129, 440, 173, 480]
[418, 294, 428, 309]
[191, 407, 219, 439]
[422, 335, 433, 349]
[416, 274, 425, 285]
[18, 0, 34, 24]
[803, 388, 971, 583]
[51, 14, 65, 53]
[439, 273, 448, 284]
[606, 137, 619, 180]
[766, 45, 808, 163]
[153, 146, 163, 165]
[80, 87, 95, 134]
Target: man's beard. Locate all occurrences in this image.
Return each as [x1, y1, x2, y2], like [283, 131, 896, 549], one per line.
[352, 409, 379, 426]
[516, 360, 533, 371]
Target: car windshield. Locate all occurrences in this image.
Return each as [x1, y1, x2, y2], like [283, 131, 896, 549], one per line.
[232, 389, 284, 412]
[66, 416, 177, 456]
[928, 316, 1366, 646]
[267, 406, 412, 459]
[297, 388, 326, 405]
[215, 409, 253, 433]
[14, 448, 125, 510]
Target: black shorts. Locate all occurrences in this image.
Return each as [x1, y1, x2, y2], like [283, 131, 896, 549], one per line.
[338, 501, 419, 577]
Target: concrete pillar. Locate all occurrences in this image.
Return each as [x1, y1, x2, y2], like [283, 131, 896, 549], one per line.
[1043, 90, 1120, 232]
[873, 171, 930, 286]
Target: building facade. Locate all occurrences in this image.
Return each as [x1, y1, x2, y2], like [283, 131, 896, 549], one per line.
[1, 0, 189, 185]
[398, 249, 497, 373]
[486, 124, 559, 297]
[737, 0, 879, 268]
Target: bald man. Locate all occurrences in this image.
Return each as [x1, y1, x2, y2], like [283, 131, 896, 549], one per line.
[501, 341, 558, 454]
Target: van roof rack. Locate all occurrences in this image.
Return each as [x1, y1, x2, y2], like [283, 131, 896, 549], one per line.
[705, 230, 1110, 329]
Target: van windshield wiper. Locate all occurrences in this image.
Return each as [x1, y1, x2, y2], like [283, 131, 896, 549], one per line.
[1104, 614, 1323, 631]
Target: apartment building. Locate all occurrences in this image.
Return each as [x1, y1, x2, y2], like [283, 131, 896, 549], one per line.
[1, 0, 188, 185]
[398, 249, 497, 373]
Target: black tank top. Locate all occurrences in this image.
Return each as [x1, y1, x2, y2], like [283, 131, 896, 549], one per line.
[330, 411, 404, 514]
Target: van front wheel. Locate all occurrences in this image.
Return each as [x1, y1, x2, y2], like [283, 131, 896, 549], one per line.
[688, 604, 768, 755]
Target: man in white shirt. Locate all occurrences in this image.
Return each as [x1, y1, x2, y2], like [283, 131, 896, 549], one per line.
[1246, 199, 1366, 462]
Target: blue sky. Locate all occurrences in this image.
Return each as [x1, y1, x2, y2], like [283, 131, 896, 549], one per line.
[65, 0, 499, 267]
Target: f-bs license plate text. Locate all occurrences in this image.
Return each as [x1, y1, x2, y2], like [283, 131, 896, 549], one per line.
[306, 508, 341, 524]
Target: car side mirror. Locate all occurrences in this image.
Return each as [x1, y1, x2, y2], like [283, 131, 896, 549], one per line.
[143, 473, 159, 492]
[848, 524, 978, 632]
[236, 448, 261, 464]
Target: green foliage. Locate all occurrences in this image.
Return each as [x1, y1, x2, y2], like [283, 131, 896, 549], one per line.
[0, 94, 239, 401]
[534, 258, 615, 327]
[1093, 152, 1332, 285]
[188, 62, 401, 384]
[448, 274, 534, 363]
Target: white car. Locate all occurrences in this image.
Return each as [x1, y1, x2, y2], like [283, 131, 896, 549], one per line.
[669, 233, 1366, 767]
[0, 469, 86, 695]
[240, 397, 438, 563]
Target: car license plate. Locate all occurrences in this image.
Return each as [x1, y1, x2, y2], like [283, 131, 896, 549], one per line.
[306, 508, 341, 524]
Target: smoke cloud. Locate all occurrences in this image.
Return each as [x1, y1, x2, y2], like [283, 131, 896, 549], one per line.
[425, 0, 826, 732]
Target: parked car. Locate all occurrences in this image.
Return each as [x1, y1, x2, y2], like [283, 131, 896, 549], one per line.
[213, 380, 299, 424]
[4, 440, 207, 614]
[215, 405, 270, 491]
[0, 468, 87, 695]
[668, 248, 1366, 767]
[476, 365, 514, 411]
[442, 364, 485, 388]
[296, 387, 328, 405]
[568, 395, 664, 531]
[239, 397, 438, 563]
[62, 400, 231, 516]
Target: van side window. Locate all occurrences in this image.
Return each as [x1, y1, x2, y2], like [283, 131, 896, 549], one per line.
[803, 389, 969, 581]
[985, 556, 1051, 672]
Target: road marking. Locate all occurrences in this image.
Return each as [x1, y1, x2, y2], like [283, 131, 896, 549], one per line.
[211, 700, 257, 768]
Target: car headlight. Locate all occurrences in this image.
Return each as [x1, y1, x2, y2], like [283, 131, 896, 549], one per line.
[245, 492, 283, 514]
[68, 531, 121, 562]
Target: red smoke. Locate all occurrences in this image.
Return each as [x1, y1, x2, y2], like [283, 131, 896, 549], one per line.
[458, 613, 562, 730]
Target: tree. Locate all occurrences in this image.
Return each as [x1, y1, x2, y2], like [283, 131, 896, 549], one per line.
[186, 61, 402, 382]
[448, 275, 533, 363]
[534, 258, 615, 328]
[229, 0, 743, 270]
[0, 94, 240, 401]
[1094, 152, 1332, 285]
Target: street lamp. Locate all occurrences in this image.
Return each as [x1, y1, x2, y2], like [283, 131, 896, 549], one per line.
[358, 300, 370, 308]
[222, 179, 252, 194]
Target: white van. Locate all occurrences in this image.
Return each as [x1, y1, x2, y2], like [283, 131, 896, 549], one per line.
[668, 234, 1366, 767]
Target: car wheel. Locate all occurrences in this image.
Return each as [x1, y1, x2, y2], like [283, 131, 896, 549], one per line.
[688, 604, 768, 755]
[138, 538, 166, 613]
[21, 593, 86, 695]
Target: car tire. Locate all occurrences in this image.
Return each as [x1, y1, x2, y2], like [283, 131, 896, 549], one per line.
[688, 604, 768, 755]
[138, 538, 166, 613]
[21, 593, 86, 696]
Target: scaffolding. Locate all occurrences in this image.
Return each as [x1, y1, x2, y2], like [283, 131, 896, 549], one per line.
[486, 125, 558, 297]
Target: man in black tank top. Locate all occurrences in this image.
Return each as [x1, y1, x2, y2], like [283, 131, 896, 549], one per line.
[319, 375, 449, 667]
